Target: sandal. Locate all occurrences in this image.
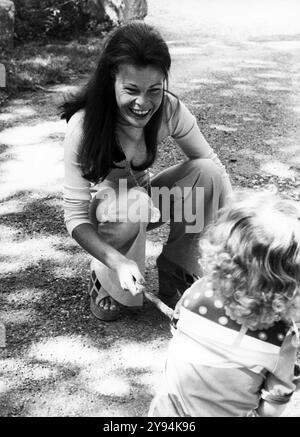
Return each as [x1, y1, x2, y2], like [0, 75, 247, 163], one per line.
[89, 270, 121, 321]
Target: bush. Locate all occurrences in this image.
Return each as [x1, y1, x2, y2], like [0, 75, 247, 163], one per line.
[14, 0, 96, 43]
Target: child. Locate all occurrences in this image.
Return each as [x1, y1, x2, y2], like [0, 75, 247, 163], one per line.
[149, 192, 300, 417]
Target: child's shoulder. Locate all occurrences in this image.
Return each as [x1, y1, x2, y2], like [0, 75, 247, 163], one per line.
[179, 278, 290, 348]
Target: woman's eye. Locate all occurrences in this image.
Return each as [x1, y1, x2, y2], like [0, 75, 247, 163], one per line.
[125, 88, 137, 94]
[150, 89, 162, 94]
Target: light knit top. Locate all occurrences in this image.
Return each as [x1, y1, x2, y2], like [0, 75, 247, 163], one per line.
[63, 93, 232, 236]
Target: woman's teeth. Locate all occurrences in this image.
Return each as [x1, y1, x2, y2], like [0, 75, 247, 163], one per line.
[130, 108, 151, 118]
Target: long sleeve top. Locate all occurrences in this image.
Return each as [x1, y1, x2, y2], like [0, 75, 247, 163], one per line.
[63, 92, 232, 236]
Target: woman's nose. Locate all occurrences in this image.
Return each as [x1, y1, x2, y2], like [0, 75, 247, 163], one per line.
[134, 94, 148, 107]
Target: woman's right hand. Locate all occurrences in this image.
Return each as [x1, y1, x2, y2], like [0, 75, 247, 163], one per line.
[113, 256, 145, 296]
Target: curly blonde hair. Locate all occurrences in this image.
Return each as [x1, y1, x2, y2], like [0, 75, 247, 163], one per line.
[200, 192, 300, 330]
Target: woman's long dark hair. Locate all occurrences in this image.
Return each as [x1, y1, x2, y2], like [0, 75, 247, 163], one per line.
[60, 21, 171, 183]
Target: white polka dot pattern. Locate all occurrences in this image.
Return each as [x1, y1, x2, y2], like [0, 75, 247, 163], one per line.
[214, 299, 223, 309]
[199, 306, 208, 315]
[192, 292, 201, 300]
[218, 316, 228, 326]
[204, 289, 214, 298]
[258, 332, 267, 341]
[183, 299, 190, 308]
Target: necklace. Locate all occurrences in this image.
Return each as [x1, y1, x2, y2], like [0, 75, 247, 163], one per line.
[116, 137, 160, 223]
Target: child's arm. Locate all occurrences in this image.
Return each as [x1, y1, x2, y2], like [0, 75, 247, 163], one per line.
[257, 324, 299, 417]
[257, 400, 290, 417]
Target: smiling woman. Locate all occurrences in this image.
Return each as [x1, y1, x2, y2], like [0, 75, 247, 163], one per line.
[60, 21, 232, 322]
[114, 64, 164, 129]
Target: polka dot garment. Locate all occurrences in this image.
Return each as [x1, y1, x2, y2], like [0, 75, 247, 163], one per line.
[181, 280, 289, 347]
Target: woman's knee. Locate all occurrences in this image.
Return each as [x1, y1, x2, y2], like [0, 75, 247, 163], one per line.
[97, 221, 140, 249]
[92, 187, 148, 249]
[187, 158, 222, 179]
[179, 159, 222, 192]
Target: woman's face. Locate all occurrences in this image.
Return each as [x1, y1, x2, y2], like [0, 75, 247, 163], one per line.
[114, 63, 165, 128]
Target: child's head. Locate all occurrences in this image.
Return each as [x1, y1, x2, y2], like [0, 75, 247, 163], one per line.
[200, 192, 300, 330]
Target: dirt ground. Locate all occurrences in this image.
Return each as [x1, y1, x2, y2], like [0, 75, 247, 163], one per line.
[0, 0, 300, 417]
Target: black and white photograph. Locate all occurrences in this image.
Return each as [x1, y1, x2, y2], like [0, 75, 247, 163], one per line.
[0, 0, 300, 419]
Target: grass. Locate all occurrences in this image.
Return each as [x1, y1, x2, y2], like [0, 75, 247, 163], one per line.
[1, 32, 109, 103]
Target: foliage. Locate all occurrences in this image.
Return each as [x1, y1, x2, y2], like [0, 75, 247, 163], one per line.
[0, 34, 106, 101]
[14, 0, 100, 43]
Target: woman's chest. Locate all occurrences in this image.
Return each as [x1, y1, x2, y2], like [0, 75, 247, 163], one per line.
[116, 128, 147, 166]
[124, 142, 147, 166]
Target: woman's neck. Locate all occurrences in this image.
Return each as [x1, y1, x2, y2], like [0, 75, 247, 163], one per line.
[116, 122, 144, 144]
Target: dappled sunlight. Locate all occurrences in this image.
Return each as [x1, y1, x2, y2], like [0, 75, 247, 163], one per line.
[293, 107, 300, 114]
[145, 240, 162, 261]
[1, 0, 299, 418]
[218, 89, 235, 98]
[210, 124, 238, 133]
[255, 72, 291, 80]
[1, 357, 26, 372]
[0, 381, 9, 395]
[52, 259, 88, 279]
[23, 388, 134, 417]
[137, 372, 161, 393]
[0, 119, 66, 197]
[46, 84, 82, 94]
[0, 142, 64, 198]
[190, 78, 224, 85]
[260, 161, 297, 178]
[0, 236, 73, 274]
[0, 308, 36, 325]
[0, 107, 38, 123]
[233, 84, 256, 95]
[1, 358, 59, 383]
[232, 77, 250, 83]
[28, 336, 103, 365]
[24, 390, 95, 417]
[85, 376, 131, 397]
[0, 120, 65, 147]
[115, 343, 166, 371]
[0, 224, 22, 242]
[260, 82, 291, 92]
[262, 40, 300, 51]
[26, 365, 59, 381]
[3, 288, 45, 306]
[22, 55, 70, 68]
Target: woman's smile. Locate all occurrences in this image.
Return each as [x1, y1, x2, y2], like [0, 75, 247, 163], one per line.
[129, 107, 152, 119]
[114, 63, 164, 128]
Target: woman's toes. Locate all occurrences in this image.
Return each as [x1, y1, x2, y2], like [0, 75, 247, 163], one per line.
[99, 297, 117, 311]
[110, 300, 117, 311]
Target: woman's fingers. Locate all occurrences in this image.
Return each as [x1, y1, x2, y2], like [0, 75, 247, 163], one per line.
[116, 258, 145, 295]
[122, 276, 141, 296]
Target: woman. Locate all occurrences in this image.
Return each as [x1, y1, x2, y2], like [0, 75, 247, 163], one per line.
[61, 21, 232, 321]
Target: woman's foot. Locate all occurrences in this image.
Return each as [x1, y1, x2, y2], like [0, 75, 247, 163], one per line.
[90, 291, 121, 321]
[89, 271, 121, 321]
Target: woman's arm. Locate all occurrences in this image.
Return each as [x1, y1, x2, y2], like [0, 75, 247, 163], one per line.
[72, 223, 144, 295]
[63, 112, 144, 295]
[164, 96, 233, 197]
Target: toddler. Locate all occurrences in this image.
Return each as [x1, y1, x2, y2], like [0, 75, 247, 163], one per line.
[149, 192, 300, 417]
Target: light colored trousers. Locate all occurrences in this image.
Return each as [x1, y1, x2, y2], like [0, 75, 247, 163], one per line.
[89, 159, 227, 307]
